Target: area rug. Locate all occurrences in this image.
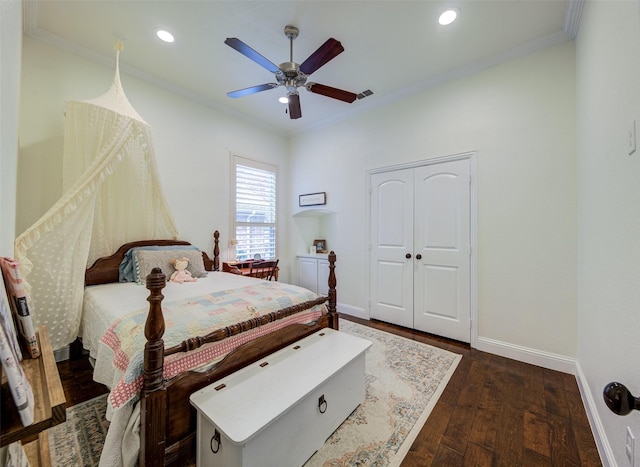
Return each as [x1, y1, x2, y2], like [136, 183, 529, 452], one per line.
[304, 320, 461, 466]
[48, 320, 460, 466]
[48, 393, 109, 466]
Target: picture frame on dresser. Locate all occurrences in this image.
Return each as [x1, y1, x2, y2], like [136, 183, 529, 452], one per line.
[313, 239, 327, 254]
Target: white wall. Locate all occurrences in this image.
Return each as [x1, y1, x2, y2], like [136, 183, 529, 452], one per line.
[0, 1, 21, 257]
[290, 41, 578, 361]
[575, 1, 640, 465]
[18, 38, 293, 281]
[18, 29, 579, 365]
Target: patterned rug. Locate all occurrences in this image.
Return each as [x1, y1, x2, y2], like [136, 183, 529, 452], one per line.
[48, 320, 460, 466]
[48, 393, 109, 466]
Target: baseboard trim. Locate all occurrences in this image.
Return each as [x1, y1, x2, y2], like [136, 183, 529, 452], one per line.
[575, 362, 615, 466]
[476, 336, 576, 374]
[53, 345, 70, 362]
[337, 303, 368, 320]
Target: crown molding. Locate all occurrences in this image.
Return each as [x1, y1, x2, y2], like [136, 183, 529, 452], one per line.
[564, 0, 585, 39]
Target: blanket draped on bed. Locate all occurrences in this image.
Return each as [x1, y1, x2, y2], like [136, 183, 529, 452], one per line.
[96, 282, 323, 410]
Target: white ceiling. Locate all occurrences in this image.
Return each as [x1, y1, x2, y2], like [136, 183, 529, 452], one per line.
[24, 0, 577, 136]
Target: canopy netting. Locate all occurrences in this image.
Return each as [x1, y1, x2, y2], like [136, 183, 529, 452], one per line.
[14, 47, 179, 350]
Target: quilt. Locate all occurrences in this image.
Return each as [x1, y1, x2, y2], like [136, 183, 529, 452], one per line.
[98, 281, 323, 409]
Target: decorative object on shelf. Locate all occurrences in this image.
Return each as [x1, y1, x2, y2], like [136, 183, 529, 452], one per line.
[1, 258, 40, 359]
[0, 278, 34, 427]
[314, 239, 327, 254]
[0, 276, 22, 361]
[299, 192, 326, 207]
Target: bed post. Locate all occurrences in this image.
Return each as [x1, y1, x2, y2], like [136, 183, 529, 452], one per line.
[213, 230, 220, 271]
[327, 251, 338, 330]
[140, 267, 168, 467]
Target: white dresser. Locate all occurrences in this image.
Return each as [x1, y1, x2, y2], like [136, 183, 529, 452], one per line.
[189, 329, 371, 467]
[297, 254, 330, 295]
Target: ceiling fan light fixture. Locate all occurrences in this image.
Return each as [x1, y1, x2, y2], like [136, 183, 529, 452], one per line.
[279, 96, 289, 104]
[224, 26, 357, 120]
[438, 8, 459, 26]
[156, 29, 175, 43]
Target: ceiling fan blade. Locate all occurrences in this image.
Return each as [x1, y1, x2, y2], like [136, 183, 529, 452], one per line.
[224, 38, 280, 74]
[288, 93, 302, 119]
[227, 83, 278, 98]
[306, 83, 357, 103]
[299, 38, 344, 75]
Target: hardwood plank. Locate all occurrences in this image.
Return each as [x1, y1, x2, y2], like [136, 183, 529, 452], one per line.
[544, 375, 571, 418]
[566, 385, 603, 466]
[463, 442, 493, 466]
[402, 400, 451, 465]
[548, 412, 582, 466]
[493, 401, 524, 465]
[523, 446, 554, 466]
[468, 402, 499, 452]
[441, 404, 475, 455]
[431, 444, 463, 465]
[523, 410, 551, 457]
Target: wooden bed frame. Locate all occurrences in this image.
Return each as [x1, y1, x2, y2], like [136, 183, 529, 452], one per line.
[84, 231, 338, 466]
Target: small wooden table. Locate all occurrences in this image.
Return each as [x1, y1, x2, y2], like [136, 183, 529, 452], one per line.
[222, 260, 279, 280]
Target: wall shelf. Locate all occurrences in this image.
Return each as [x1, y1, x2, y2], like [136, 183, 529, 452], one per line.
[293, 209, 336, 218]
[1, 326, 66, 466]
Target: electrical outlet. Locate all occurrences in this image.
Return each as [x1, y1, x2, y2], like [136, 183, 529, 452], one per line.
[629, 120, 637, 156]
[627, 426, 636, 466]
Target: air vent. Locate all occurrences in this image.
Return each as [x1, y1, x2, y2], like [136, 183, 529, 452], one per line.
[356, 89, 375, 100]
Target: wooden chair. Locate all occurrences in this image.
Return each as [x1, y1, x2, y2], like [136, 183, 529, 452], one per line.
[249, 259, 279, 281]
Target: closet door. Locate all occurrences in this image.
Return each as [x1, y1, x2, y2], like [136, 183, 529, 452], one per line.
[369, 169, 414, 328]
[413, 159, 470, 342]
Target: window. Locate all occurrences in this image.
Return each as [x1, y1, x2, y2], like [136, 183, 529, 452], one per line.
[232, 156, 277, 261]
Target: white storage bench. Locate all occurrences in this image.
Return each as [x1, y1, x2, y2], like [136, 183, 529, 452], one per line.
[189, 328, 371, 467]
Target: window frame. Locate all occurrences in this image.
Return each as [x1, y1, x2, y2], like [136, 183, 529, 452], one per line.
[230, 154, 278, 262]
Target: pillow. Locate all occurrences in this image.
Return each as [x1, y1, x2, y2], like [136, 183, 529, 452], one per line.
[133, 249, 208, 285]
[118, 245, 200, 282]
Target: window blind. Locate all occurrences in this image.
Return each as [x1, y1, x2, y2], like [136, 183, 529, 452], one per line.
[234, 162, 277, 261]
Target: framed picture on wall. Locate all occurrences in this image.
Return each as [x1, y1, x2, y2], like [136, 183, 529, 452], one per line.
[299, 192, 326, 207]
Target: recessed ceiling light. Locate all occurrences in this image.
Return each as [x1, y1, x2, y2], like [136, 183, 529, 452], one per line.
[438, 8, 459, 26]
[279, 96, 289, 104]
[156, 30, 175, 43]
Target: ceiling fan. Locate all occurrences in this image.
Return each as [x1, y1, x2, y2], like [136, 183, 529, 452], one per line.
[224, 25, 357, 119]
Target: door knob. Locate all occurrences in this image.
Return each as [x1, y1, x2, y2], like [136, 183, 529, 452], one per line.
[416, 254, 422, 260]
[603, 382, 640, 415]
[405, 253, 412, 259]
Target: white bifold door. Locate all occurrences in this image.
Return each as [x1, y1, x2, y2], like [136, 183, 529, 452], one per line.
[370, 158, 471, 342]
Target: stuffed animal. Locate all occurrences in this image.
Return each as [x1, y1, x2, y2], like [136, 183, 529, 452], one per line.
[170, 257, 197, 283]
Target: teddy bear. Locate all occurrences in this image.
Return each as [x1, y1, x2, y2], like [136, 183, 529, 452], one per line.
[169, 257, 198, 283]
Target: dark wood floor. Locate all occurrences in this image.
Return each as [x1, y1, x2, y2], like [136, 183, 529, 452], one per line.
[57, 316, 601, 466]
